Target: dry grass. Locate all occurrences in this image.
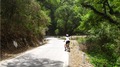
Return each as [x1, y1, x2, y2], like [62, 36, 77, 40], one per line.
[69, 40, 93, 67]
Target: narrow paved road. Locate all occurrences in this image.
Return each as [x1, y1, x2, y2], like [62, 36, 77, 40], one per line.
[0, 37, 69, 67]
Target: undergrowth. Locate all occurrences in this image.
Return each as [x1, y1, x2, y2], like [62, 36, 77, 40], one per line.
[77, 37, 120, 67]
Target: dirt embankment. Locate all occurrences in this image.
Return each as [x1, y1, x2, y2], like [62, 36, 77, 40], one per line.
[0, 39, 47, 61]
[69, 40, 93, 67]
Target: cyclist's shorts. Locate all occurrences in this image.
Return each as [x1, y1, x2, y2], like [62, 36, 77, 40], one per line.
[66, 41, 70, 44]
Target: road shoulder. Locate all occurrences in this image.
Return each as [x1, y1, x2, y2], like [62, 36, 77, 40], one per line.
[69, 40, 93, 67]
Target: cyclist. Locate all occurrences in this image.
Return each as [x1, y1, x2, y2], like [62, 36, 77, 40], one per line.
[64, 34, 70, 52]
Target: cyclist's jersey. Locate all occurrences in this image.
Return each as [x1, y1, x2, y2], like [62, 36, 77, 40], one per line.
[65, 36, 70, 41]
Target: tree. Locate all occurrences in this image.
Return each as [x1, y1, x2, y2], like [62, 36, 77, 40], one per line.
[81, 0, 120, 27]
[76, 0, 120, 66]
[38, 0, 61, 35]
[55, 0, 81, 35]
[1, 0, 50, 52]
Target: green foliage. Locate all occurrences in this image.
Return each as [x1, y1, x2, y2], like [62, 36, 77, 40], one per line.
[116, 57, 120, 66]
[76, 0, 120, 66]
[55, 29, 59, 35]
[77, 37, 86, 44]
[1, 0, 50, 51]
[82, 21, 120, 67]
[88, 52, 113, 67]
[1, 0, 120, 66]
[54, 1, 81, 35]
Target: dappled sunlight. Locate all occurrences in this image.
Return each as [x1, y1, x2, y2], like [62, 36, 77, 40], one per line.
[1, 54, 63, 67]
[0, 37, 69, 67]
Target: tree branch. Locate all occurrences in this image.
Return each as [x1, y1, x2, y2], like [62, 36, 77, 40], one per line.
[106, 0, 113, 14]
[103, 0, 107, 14]
[105, 0, 120, 16]
[81, 3, 119, 25]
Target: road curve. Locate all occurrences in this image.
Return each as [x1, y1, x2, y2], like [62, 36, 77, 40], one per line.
[0, 37, 69, 67]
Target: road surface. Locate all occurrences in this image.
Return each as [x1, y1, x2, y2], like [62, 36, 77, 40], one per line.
[0, 37, 69, 67]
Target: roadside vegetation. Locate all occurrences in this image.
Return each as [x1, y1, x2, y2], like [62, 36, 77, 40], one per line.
[1, 0, 120, 66]
[76, 0, 120, 67]
[1, 0, 50, 59]
[77, 34, 120, 67]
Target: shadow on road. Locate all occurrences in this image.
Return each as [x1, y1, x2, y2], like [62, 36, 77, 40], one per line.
[1, 54, 63, 67]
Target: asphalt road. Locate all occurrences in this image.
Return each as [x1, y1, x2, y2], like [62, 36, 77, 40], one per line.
[0, 37, 69, 67]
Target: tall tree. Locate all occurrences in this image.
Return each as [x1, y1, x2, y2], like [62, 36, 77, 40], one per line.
[1, 0, 50, 52]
